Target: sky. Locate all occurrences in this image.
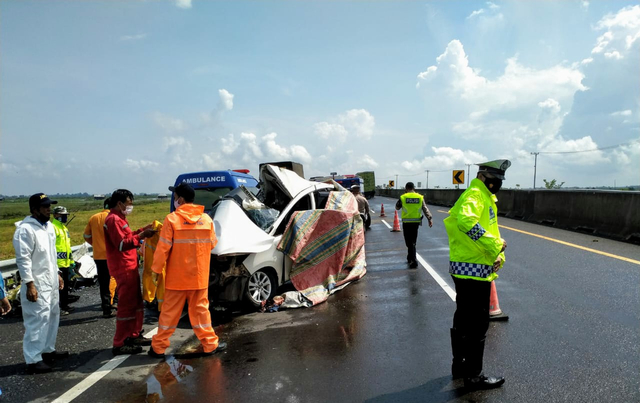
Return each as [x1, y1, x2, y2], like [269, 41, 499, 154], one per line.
[1, 0, 639, 196]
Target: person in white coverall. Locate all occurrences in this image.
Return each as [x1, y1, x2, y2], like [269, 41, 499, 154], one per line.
[13, 193, 69, 374]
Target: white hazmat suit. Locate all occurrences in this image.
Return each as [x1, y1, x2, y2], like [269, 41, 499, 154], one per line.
[13, 216, 61, 364]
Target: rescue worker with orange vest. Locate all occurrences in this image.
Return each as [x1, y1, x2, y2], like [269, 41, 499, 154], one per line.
[104, 189, 156, 355]
[395, 182, 433, 268]
[444, 159, 510, 390]
[148, 183, 227, 358]
[84, 197, 118, 318]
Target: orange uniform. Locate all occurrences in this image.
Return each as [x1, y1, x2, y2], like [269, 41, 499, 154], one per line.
[151, 203, 219, 354]
[83, 209, 117, 311]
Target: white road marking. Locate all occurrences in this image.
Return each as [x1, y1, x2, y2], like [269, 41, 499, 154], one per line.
[380, 219, 456, 301]
[53, 311, 187, 402]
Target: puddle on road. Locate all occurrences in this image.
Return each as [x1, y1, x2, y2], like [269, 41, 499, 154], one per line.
[145, 356, 193, 402]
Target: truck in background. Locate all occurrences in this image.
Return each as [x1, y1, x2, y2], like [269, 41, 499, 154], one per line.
[356, 171, 376, 199]
[310, 174, 364, 191]
[170, 169, 259, 213]
[259, 161, 304, 179]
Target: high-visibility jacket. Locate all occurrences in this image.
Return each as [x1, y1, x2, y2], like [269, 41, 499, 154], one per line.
[51, 218, 72, 268]
[142, 220, 166, 310]
[444, 178, 505, 282]
[152, 203, 217, 291]
[104, 209, 144, 276]
[83, 209, 109, 260]
[400, 192, 425, 223]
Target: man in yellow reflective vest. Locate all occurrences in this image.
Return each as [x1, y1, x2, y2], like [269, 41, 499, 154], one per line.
[395, 182, 433, 268]
[444, 159, 510, 390]
[52, 206, 75, 315]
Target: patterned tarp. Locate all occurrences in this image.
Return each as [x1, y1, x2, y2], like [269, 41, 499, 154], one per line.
[276, 191, 366, 306]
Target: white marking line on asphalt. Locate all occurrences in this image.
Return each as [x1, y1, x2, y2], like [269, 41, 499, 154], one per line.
[53, 311, 187, 403]
[381, 218, 456, 301]
[416, 255, 456, 301]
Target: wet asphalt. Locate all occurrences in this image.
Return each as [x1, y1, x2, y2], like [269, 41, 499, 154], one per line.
[1, 195, 638, 403]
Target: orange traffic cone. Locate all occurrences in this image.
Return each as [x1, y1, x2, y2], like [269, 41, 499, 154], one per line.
[380, 204, 386, 217]
[489, 281, 509, 321]
[391, 210, 402, 232]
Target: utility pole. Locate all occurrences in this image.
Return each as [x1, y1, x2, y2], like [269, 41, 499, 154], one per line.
[531, 152, 539, 189]
[465, 164, 471, 188]
[395, 174, 398, 190]
[425, 170, 430, 189]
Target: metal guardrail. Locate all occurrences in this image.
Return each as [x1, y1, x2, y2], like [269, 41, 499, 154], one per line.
[1, 244, 93, 279]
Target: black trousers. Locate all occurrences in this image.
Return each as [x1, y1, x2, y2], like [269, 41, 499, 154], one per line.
[452, 276, 491, 377]
[402, 223, 420, 262]
[95, 259, 114, 312]
[59, 266, 70, 308]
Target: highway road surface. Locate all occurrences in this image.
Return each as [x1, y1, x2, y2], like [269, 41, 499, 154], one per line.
[0, 195, 638, 403]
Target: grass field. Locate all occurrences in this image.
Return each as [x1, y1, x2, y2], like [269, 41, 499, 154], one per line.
[1, 197, 171, 260]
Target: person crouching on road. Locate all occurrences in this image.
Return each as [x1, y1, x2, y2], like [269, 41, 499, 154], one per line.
[395, 182, 433, 268]
[148, 183, 227, 358]
[444, 159, 510, 390]
[104, 189, 156, 355]
[13, 193, 69, 374]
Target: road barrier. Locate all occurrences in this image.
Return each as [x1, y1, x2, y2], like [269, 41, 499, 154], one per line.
[377, 188, 640, 244]
[1, 244, 93, 279]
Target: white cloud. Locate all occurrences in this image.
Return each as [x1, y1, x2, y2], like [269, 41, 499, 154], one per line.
[120, 33, 147, 41]
[610, 110, 632, 117]
[466, 2, 504, 28]
[591, 5, 640, 58]
[153, 112, 188, 133]
[123, 158, 160, 170]
[176, 0, 192, 9]
[314, 122, 348, 144]
[401, 147, 488, 172]
[218, 89, 234, 111]
[581, 1, 589, 12]
[338, 109, 375, 140]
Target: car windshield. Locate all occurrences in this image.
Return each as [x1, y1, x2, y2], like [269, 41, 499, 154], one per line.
[193, 187, 235, 213]
[210, 186, 279, 231]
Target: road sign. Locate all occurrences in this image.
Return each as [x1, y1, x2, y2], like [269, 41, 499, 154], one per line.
[389, 180, 395, 188]
[453, 170, 464, 185]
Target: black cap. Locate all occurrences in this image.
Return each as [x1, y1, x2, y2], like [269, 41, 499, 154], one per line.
[29, 193, 58, 210]
[169, 182, 195, 202]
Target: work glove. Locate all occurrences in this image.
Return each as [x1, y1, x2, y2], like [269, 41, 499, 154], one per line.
[151, 272, 159, 286]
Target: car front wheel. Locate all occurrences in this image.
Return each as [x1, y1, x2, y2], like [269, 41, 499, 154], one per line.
[244, 269, 277, 308]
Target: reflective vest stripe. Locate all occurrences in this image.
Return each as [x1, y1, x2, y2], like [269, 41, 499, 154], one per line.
[122, 224, 129, 230]
[119, 240, 125, 252]
[116, 316, 137, 321]
[173, 239, 212, 244]
[402, 217, 422, 223]
[57, 252, 71, 259]
[83, 234, 92, 239]
[192, 323, 212, 329]
[449, 261, 493, 278]
[466, 223, 486, 241]
[159, 237, 172, 246]
[158, 324, 177, 330]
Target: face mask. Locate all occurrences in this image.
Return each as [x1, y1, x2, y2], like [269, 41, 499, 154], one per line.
[484, 177, 503, 194]
[58, 215, 68, 223]
[123, 205, 134, 215]
[174, 199, 181, 210]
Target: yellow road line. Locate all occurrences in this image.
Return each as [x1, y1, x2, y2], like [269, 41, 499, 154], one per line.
[499, 225, 640, 265]
[434, 209, 639, 265]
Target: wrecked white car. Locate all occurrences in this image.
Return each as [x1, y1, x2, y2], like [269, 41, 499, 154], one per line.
[209, 164, 366, 309]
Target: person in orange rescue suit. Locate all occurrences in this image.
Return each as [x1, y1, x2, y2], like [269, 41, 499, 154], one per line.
[104, 189, 157, 356]
[84, 197, 118, 318]
[444, 159, 511, 391]
[148, 182, 227, 358]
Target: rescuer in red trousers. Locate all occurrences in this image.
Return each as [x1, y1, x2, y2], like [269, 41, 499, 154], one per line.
[148, 182, 227, 358]
[104, 189, 156, 355]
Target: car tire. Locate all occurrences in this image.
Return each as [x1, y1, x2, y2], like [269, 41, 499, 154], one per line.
[244, 269, 277, 309]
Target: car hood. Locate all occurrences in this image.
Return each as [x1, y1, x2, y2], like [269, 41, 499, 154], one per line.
[260, 164, 332, 200]
[212, 199, 276, 255]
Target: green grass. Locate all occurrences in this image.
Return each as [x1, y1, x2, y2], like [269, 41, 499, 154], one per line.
[1, 197, 171, 260]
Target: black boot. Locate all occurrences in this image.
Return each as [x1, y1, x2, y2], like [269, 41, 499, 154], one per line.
[464, 375, 505, 390]
[450, 328, 465, 379]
